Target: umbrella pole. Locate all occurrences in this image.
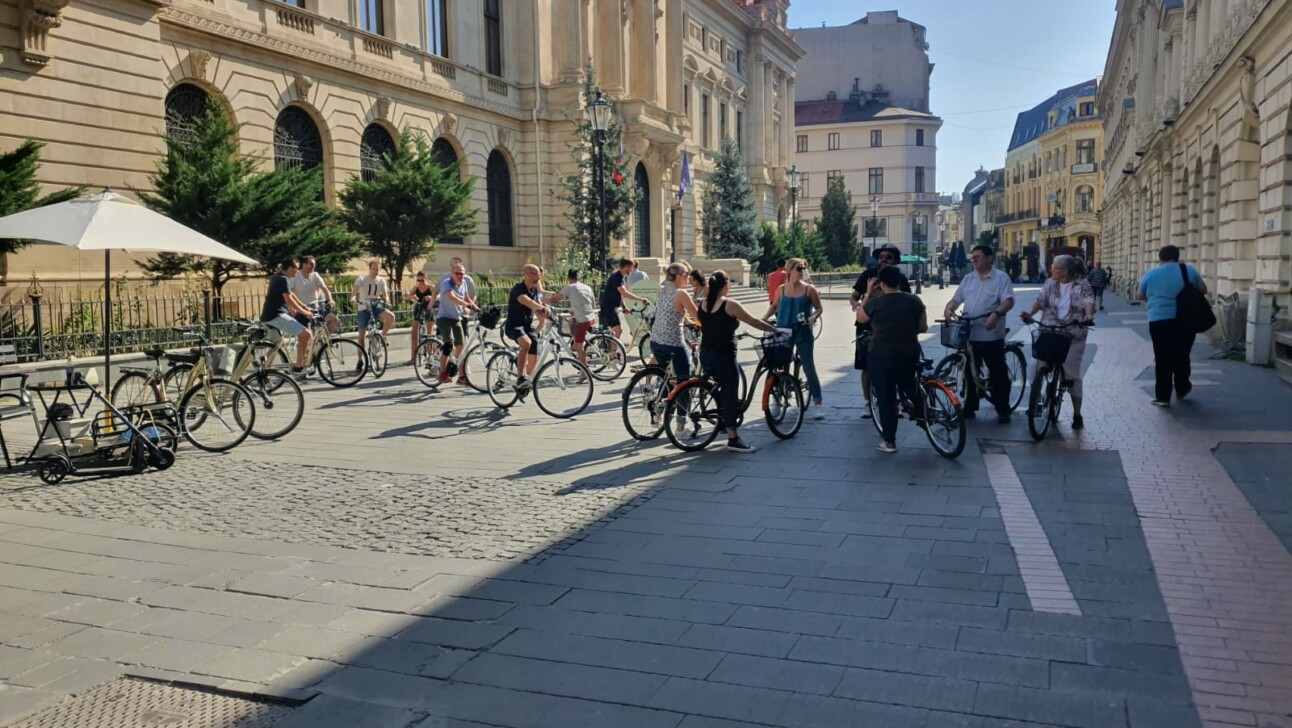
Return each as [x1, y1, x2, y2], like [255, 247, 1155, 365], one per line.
[104, 249, 111, 394]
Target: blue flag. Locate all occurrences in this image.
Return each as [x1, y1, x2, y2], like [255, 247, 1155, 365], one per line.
[678, 152, 691, 201]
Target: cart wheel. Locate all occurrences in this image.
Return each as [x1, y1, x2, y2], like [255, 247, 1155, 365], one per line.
[148, 448, 176, 471]
[38, 456, 71, 485]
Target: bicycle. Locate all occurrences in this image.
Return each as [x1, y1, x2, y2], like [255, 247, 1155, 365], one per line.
[484, 316, 595, 418]
[1025, 320, 1093, 441]
[933, 312, 1027, 414]
[663, 330, 804, 452]
[864, 348, 967, 459]
[414, 307, 507, 391]
[621, 333, 704, 441]
[360, 298, 389, 379]
[222, 322, 306, 440]
[255, 311, 368, 388]
[582, 301, 654, 366]
[135, 330, 257, 452]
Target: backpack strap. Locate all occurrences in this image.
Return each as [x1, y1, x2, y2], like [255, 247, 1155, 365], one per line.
[1179, 263, 1190, 287]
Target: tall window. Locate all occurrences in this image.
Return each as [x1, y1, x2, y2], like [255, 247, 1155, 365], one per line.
[683, 84, 690, 116]
[916, 129, 925, 146]
[274, 106, 323, 172]
[484, 0, 502, 77]
[359, 124, 395, 182]
[432, 138, 462, 244]
[1077, 139, 1095, 165]
[796, 135, 808, 153]
[164, 83, 210, 144]
[427, 0, 448, 57]
[720, 103, 728, 141]
[827, 132, 840, 151]
[870, 130, 882, 147]
[1079, 102, 1094, 117]
[799, 175, 808, 199]
[1076, 185, 1095, 213]
[359, 0, 383, 34]
[827, 170, 842, 180]
[701, 94, 711, 148]
[486, 150, 513, 247]
[868, 167, 883, 195]
[914, 166, 925, 193]
[633, 163, 651, 257]
[736, 110, 744, 151]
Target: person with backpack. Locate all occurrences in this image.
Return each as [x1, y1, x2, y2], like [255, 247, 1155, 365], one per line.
[1086, 261, 1110, 311]
[1136, 245, 1209, 407]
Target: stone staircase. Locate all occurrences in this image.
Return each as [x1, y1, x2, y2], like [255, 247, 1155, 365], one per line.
[1275, 330, 1292, 386]
[726, 283, 768, 307]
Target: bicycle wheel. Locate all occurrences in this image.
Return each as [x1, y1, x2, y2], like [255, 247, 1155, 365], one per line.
[239, 370, 304, 440]
[586, 334, 627, 382]
[933, 353, 967, 401]
[534, 357, 593, 418]
[922, 380, 966, 459]
[315, 338, 367, 388]
[485, 350, 521, 409]
[665, 380, 722, 452]
[368, 334, 388, 379]
[765, 373, 805, 439]
[1004, 345, 1027, 413]
[1027, 368, 1056, 441]
[178, 378, 254, 452]
[111, 371, 163, 407]
[622, 365, 670, 441]
[163, 364, 193, 403]
[812, 315, 824, 341]
[866, 381, 885, 437]
[415, 337, 446, 388]
[253, 341, 290, 372]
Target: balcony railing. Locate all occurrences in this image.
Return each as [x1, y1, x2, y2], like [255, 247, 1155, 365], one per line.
[1039, 215, 1066, 228]
[995, 210, 1038, 224]
[275, 6, 314, 34]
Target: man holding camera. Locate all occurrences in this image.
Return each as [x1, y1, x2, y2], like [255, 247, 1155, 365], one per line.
[851, 243, 911, 418]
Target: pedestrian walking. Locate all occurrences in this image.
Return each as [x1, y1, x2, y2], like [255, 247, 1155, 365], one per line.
[1137, 245, 1208, 406]
[1087, 261, 1110, 311]
[943, 244, 1016, 423]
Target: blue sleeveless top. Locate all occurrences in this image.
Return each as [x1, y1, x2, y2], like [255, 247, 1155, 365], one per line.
[776, 293, 813, 346]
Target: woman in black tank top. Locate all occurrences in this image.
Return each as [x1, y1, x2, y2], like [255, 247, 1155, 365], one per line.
[697, 271, 779, 454]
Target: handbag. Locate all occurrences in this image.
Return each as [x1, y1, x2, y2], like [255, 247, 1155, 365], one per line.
[1175, 263, 1216, 333]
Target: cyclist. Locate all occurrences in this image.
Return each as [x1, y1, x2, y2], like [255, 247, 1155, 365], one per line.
[856, 265, 927, 453]
[600, 258, 647, 340]
[352, 259, 394, 370]
[438, 256, 479, 306]
[405, 271, 437, 366]
[504, 264, 549, 390]
[542, 269, 598, 371]
[766, 257, 824, 417]
[436, 263, 479, 385]
[696, 270, 780, 454]
[293, 255, 339, 333]
[942, 244, 1016, 423]
[1086, 261, 1110, 311]
[651, 263, 702, 433]
[851, 243, 910, 419]
[1019, 254, 1094, 429]
[261, 258, 316, 377]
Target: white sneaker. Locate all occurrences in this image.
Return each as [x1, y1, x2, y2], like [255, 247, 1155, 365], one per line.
[876, 441, 897, 454]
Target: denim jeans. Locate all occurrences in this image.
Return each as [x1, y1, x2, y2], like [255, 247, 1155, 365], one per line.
[651, 341, 691, 411]
[700, 349, 741, 432]
[868, 352, 919, 445]
[796, 338, 823, 403]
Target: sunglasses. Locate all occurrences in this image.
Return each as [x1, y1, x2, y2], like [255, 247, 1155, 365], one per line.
[794, 266, 806, 272]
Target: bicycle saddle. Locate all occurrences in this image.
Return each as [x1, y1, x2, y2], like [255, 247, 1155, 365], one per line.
[143, 345, 165, 360]
[165, 351, 201, 366]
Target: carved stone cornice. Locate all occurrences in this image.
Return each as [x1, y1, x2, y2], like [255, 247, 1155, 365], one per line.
[1182, 0, 1271, 105]
[20, 0, 71, 67]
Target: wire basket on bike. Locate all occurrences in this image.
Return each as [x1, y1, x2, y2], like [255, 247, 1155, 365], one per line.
[759, 334, 794, 368]
[478, 306, 502, 329]
[940, 319, 973, 350]
[1031, 329, 1074, 363]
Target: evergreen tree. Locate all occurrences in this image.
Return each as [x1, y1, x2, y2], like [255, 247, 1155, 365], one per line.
[553, 60, 639, 272]
[818, 176, 857, 268]
[340, 130, 478, 289]
[701, 137, 758, 260]
[755, 223, 788, 275]
[0, 141, 84, 256]
[140, 99, 359, 298]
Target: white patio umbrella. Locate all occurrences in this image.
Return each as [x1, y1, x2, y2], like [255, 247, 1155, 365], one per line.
[0, 190, 259, 389]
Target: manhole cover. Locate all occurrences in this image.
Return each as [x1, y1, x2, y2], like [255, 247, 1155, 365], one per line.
[10, 678, 293, 728]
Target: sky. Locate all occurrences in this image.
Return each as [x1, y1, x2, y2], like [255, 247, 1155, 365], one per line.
[788, 0, 1117, 196]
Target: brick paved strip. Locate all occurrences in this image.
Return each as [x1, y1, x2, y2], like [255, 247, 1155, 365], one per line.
[982, 454, 1082, 616]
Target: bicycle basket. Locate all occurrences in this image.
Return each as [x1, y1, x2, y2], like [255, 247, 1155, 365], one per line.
[478, 306, 502, 330]
[1032, 330, 1073, 363]
[759, 334, 794, 368]
[940, 319, 972, 350]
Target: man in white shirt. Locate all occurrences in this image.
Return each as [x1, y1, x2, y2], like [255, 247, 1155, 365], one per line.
[350, 259, 394, 358]
[543, 269, 598, 369]
[943, 244, 1016, 423]
[291, 256, 339, 333]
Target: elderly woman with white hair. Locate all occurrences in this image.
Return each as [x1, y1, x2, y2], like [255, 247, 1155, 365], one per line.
[1019, 255, 1095, 429]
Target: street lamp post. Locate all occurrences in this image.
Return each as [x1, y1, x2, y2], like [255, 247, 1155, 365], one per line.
[588, 91, 613, 274]
[787, 165, 800, 252]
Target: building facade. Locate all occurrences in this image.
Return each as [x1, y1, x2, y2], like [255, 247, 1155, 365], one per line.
[959, 167, 1005, 251]
[789, 11, 940, 260]
[0, 0, 802, 289]
[998, 80, 1104, 276]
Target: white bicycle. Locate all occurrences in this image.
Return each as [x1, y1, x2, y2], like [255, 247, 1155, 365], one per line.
[484, 315, 594, 418]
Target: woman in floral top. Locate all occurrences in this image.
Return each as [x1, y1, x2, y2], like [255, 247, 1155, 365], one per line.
[1019, 255, 1095, 429]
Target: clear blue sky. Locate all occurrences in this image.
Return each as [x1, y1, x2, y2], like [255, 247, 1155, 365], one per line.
[788, 1, 1116, 195]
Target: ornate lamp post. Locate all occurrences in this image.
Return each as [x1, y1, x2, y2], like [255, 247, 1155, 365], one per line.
[587, 91, 614, 274]
[787, 165, 800, 251]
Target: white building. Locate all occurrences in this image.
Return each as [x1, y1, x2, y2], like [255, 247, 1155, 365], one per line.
[791, 11, 933, 113]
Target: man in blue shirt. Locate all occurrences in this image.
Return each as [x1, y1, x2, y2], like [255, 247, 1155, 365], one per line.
[1137, 245, 1207, 406]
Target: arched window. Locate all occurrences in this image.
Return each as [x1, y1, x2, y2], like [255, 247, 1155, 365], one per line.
[487, 150, 513, 247]
[274, 106, 323, 171]
[1076, 185, 1094, 213]
[359, 124, 395, 182]
[633, 163, 651, 258]
[432, 138, 462, 245]
[164, 83, 210, 143]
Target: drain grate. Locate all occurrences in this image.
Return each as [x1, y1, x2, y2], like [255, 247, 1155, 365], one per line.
[10, 678, 294, 728]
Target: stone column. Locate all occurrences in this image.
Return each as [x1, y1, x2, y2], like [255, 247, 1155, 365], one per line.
[597, 0, 625, 95]
[666, 0, 683, 113]
[627, 0, 657, 102]
[747, 53, 767, 168]
[1221, 136, 1260, 293]
[1196, 0, 1212, 61]
[556, 0, 583, 82]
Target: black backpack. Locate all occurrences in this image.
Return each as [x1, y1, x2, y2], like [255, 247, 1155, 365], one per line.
[1175, 263, 1216, 333]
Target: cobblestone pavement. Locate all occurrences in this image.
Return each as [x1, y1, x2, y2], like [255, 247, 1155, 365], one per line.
[2, 291, 1292, 728]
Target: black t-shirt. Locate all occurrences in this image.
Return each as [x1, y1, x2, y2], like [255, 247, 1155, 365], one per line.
[854, 267, 911, 331]
[864, 292, 925, 360]
[600, 270, 626, 311]
[506, 282, 537, 328]
[411, 286, 435, 307]
[260, 273, 290, 322]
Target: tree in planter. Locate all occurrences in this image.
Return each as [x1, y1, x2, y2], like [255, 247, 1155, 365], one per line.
[552, 61, 638, 272]
[0, 140, 85, 256]
[140, 99, 359, 299]
[818, 175, 858, 268]
[339, 130, 478, 290]
[701, 137, 759, 260]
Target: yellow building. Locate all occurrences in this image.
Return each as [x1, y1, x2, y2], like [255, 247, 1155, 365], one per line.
[998, 80, 1104, 278]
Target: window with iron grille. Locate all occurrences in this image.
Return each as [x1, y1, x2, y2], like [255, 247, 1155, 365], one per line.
[164, 83, 210, 144]
[274, 106, 324, 172]
[359, 124, 395, 182]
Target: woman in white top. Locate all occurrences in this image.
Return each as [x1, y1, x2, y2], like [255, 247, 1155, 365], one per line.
[1019, 255, 1095, 429]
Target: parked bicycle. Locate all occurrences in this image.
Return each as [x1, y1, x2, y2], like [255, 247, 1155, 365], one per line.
[1025, 320, 1093, 441]
[933, 312, 1027, 413]
[222, 322, 305, 440]
[484, 315, 594, 418]
[864, 348, 967, 459]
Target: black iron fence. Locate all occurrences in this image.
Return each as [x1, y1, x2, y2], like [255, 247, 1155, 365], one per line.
[0, 283, 520, 365]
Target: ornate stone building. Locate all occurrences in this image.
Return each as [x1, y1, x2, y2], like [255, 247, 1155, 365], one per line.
[0, 0, 802, 288]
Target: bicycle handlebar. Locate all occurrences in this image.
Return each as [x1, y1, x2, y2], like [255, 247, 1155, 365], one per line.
[1026, 319, 1094, 330]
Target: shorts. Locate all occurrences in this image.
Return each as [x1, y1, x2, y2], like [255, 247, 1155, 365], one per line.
[504, 321, 537, 348]
[357, 306, 387, 330]
[293, 311, 312, 327]
[854, 330, 870, 371]
[311, 301, 333, 319]
[1091, 286, 1105, 297]
[265, 313, 306, 339]
[600, 308, 621, 328]
[436, 317, 465, 347]
[573, 320, 594, 344]
[413, 304, 433, 322]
